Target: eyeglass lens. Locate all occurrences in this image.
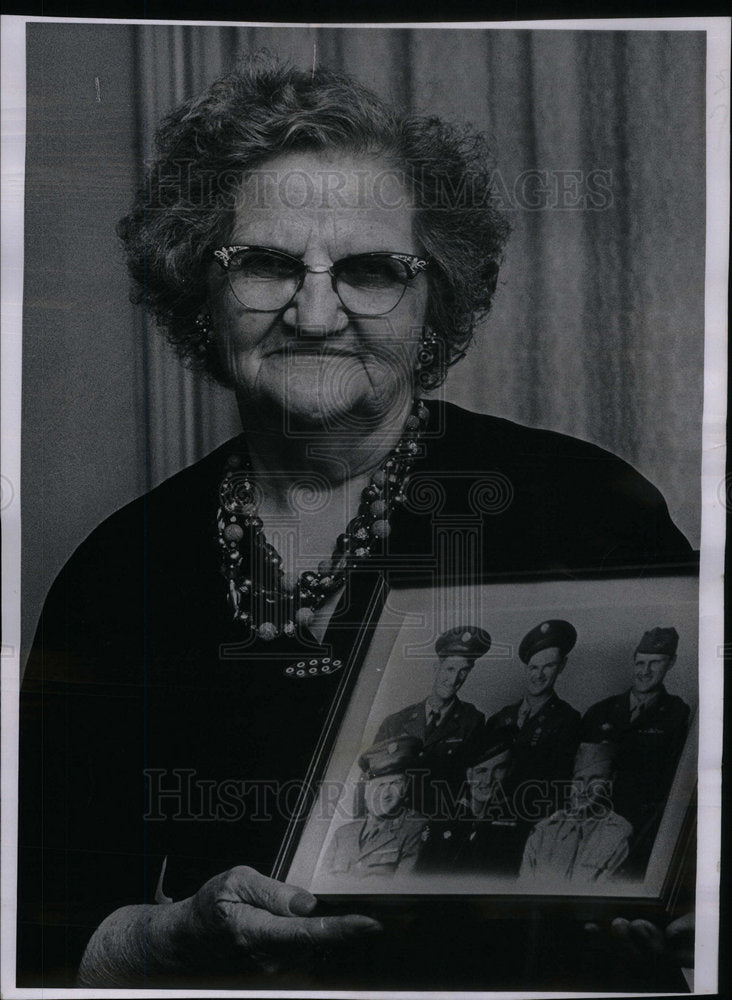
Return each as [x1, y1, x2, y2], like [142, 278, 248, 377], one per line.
[226, 250, 410, 315]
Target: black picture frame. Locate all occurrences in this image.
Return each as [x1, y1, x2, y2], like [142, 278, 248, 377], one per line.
[275, 569, 698, 922]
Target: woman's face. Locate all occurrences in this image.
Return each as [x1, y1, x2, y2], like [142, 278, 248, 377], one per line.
[207, 151, 429, 433]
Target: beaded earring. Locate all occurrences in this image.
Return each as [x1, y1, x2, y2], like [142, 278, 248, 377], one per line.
[195, 312, 214, 345]
[417, 328, 443, 390]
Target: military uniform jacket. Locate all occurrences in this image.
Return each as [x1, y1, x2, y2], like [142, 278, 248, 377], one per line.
[483, 693, 582, 820]
[581, 686, 690, 834]
[520, 809, 633, 883]
[416, 800, 525, 877]
[374, 698, 484, 803]
[322, 810, 426, 878]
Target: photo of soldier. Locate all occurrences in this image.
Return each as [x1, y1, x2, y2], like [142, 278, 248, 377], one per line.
[581, 627, 690, 875]
[416, 737, 524, 878]
[373, 626, 492, 816]
[483, 620, 582, 828]
[322, 736, 427, 879]
[519, 741, 632, 884]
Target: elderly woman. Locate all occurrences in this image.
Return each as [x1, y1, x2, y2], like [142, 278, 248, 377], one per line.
[18, 56, 692, 988]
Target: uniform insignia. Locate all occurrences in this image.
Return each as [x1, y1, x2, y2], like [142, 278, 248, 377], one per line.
[443, 830, 452, 839]
[388, 742, 398, 754]
[540, 622, 550, 633]
[421, 829, 429, 842]
[601, 723, 612, 731]
[469, 831, 477, 841]
[462, 630, 472, 643]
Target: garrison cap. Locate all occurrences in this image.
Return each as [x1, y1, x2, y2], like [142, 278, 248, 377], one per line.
[519, 619, 577, 664]
[635, 626, 679, 657]
[466, 734, 514, 769]
[358, 736, 422, 779]
[435, 625, 492, 660]
[573, 741, 617, 773]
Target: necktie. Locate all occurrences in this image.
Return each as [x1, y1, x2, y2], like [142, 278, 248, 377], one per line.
[361, 821, 381, 846]
[517, 703, 530, 729]
[426, 709, 440, 735]
[630, 702, 645, 723]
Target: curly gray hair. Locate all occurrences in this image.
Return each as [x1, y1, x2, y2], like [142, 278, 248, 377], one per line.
[118, 52, 510, 389]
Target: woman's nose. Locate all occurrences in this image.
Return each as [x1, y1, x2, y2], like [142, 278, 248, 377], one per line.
[282, 270, 348, 336]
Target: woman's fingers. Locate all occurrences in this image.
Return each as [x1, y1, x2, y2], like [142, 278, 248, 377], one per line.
[209, 866, 382, 968]
[611, 916, 664, 951]
[608, 917, 647, 962]
[275, 912, 383, 945]
[593, 913, 695, 975]
[220, 903, 381, 971]
[665, 913, 695, 967]
[609, 917, 631, 941]
[219, 866, 318, 918]
[231, 901, 382, 946]
[626, 919, 666, 956]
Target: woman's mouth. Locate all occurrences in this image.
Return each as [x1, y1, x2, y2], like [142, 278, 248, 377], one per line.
[270, 344, 362, 357]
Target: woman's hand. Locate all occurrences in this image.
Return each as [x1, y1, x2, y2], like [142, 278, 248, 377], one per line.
[584, 911, 694, 970]
[607, 912, 694, 968]
[79, 865, 381, 985]
[182, 865, 381, 972]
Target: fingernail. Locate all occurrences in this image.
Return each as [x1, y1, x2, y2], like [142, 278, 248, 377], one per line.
[348, 916, 382, 934]
[289, 890, 317, 916]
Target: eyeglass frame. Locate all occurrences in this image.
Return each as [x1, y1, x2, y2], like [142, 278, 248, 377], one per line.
[212, 245, 431, 316]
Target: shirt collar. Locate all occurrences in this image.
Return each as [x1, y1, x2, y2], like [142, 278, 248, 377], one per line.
[629, 687, 663, 713]
[519, 691, 555, 720]
[426, 697, 455, 724]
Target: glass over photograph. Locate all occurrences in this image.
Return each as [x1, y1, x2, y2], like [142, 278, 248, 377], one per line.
[285, 575, 698, 902]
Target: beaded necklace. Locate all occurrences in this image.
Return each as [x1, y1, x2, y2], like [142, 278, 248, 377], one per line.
[217, 398, 429, 642]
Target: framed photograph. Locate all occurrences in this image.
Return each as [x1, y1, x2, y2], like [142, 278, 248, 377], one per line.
[280, 572, 698, 916]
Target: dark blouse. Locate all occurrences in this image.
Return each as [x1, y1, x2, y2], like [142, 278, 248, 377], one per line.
[17, 401, 694, 988]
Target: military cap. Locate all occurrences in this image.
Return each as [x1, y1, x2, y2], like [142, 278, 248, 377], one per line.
[635, 626, 679, 657]
[466, 735, 514, 770]
[518, 619, 577, 664]
[358, 736, 423, 779]
[573, 741, 617, 773]
[435, 625, 492, 660]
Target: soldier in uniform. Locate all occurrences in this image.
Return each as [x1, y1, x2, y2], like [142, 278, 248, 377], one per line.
[519, 741, 633, 884]
[581, 626, 690, 874]
[483, 619, 582, 827]
[416, 737, 524, 877]
[373, 626, 492, 816]
[322, 736, 427, 879]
